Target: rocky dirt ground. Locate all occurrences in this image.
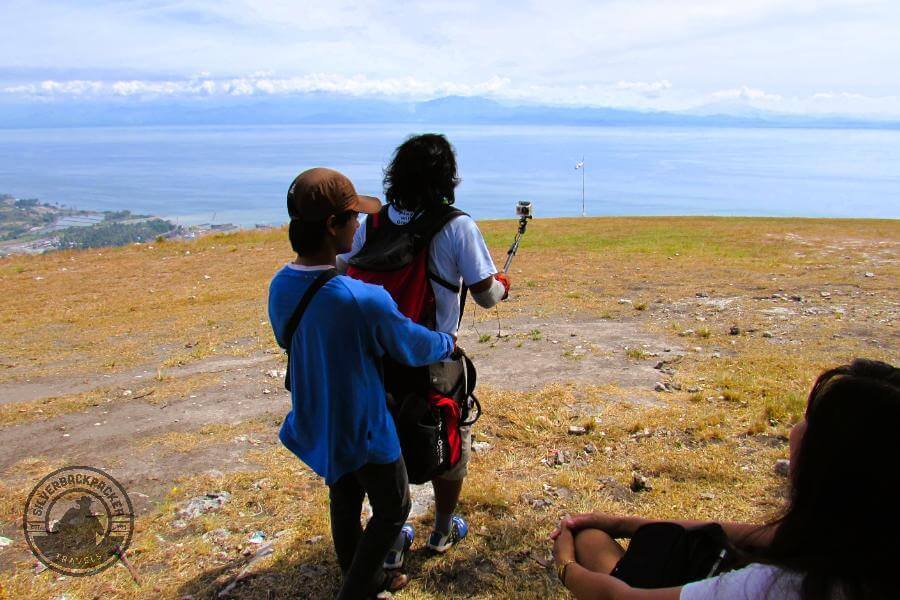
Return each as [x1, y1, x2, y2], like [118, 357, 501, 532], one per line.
[0, 217, 896, 599]
[0, 315, 671, 532]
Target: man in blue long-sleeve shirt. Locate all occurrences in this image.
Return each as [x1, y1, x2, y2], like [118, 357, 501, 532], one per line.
[268, 168, 454, 599]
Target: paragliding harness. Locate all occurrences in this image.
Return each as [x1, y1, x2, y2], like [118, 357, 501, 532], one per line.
[346, 204, 482, 484]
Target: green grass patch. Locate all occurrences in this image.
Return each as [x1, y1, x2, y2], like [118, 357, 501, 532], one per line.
[479, 217, 790, 259]
[625, 347, 650, 360]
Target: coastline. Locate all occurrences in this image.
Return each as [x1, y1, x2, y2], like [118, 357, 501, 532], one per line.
[0, 194, 268, 256]
[2, 190, 897, 258]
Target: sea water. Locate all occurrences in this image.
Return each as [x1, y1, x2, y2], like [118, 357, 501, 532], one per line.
[0, 123, 897, 225]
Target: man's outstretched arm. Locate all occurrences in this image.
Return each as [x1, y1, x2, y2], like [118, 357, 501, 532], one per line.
[469, 273, 511, 308]
[366, 288, 454, 366]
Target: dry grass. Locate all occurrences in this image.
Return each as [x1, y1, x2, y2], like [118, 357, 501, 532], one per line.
[133, 417, 276, 456]
[0, 231, 284, 383]
[0, 371, 222, 427]
[0, 216, 897, 599]
[3, 382, 797, 599]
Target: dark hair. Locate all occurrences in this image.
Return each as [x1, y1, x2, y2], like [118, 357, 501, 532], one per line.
[761, 358, 899, 599]
[383, 133, 460, 212]
[289, 210, 355, 256]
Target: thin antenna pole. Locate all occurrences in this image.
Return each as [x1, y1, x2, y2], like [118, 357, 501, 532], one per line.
[581, 156, 585, 217]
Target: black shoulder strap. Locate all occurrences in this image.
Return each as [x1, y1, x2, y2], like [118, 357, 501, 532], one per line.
[458, 283, 468, 327]
[420, 204, 467, 240]
[427, 271, 460, 292]
[282, 268, 338, 390]
[426, 271, 469, 328]
[422, 206, 470, 327]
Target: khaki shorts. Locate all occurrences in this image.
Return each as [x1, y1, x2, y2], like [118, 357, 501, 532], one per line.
[436, 425, 472, 481]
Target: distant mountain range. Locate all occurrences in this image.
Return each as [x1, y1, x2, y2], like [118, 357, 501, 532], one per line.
[1, 93, 898, 130]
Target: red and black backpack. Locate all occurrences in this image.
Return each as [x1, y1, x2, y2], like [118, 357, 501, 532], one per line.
[346, 204, 481, 484]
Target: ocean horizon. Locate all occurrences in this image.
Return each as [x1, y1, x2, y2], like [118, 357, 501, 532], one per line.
[1, 123, 898, 225]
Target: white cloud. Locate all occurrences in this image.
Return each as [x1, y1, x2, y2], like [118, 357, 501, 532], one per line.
[2, 73, 513, 101]
[4, 74, 898, 119]
[700, 85, 900, 118]
[711, 86, 784, 103]
[806, 91, 900, 116]
[615, 80, 673, 96]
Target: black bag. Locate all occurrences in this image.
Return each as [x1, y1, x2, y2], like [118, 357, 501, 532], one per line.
[387, 353, 481, 485]
[346, 204, 482, 484]
[611, 522, 737, 588]
[280, 268, 337, 392]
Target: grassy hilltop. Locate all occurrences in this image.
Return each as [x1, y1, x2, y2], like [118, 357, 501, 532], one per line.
[0, 217, 897, 599]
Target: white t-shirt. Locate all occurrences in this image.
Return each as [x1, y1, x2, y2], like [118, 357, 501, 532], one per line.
[338, 205, 497, 335]
[680, 564, 805, 599]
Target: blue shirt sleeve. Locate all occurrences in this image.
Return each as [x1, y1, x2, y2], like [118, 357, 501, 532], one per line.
[268, 277, 288, 349]
[363, 286, 454, 366]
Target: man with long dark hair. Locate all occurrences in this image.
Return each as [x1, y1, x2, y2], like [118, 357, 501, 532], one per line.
[339, 134, 511, 566]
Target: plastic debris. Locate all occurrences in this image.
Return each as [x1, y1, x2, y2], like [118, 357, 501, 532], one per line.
[176, 492, 231, 520]
[248, 531, 266, 545]
[471, 441, 493, 453]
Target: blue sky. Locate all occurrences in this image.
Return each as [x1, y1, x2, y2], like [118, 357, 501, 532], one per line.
[3, 0, 900, 117]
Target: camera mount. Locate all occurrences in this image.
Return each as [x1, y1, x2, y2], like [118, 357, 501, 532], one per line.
[503, 201, 533, 273]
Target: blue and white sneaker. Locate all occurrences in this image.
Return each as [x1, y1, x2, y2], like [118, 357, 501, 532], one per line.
[426, 515, 468, 553]
[383, 524, 414, 570]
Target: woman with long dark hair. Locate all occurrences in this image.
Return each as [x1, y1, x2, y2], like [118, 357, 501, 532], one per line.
[550, 358, 898, 599]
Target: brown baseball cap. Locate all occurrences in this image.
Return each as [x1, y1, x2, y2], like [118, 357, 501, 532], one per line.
[287, 167, 381, 222]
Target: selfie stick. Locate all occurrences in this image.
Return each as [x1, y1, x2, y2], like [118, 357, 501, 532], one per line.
[503, 201, 533, 273]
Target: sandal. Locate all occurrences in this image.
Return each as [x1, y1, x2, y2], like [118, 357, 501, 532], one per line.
[373, 571, 409, 599]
